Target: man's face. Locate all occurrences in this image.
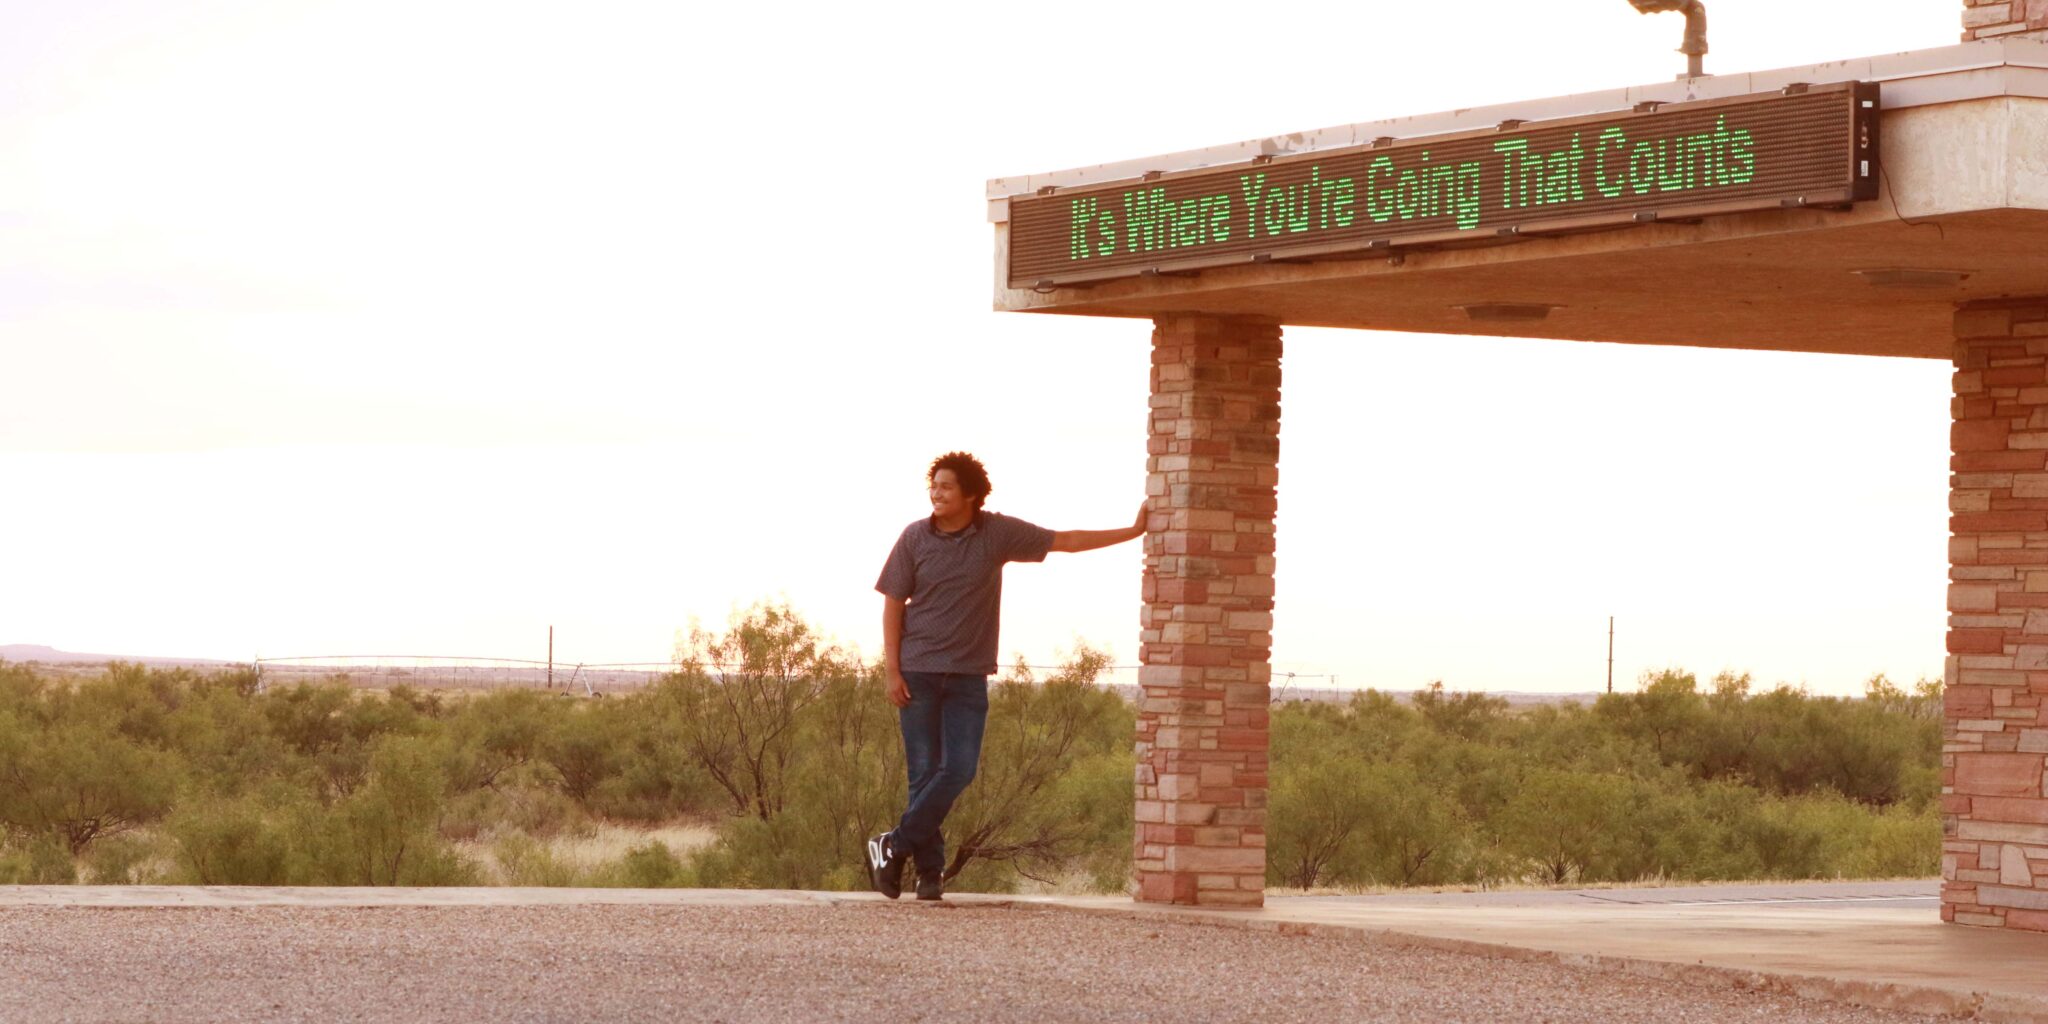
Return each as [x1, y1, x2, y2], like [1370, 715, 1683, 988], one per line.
[929, 468, 973, 521]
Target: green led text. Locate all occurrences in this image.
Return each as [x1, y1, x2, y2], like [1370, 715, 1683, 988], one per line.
[1365, 152, 1484, 228]
[1058, 113, 1767, 263]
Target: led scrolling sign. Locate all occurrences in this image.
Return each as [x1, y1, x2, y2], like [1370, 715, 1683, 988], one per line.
[1006, 82, 1879, 289]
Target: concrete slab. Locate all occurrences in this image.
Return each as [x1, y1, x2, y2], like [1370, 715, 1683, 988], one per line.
[0, 884, 890, 909]
[0, 895, 1946, 1024]
[7, 882, 2041, 1020]
[1013, 880, 2048, 1024]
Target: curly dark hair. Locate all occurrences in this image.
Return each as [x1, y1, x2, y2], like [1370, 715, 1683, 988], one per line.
[928, 451, 992, 510]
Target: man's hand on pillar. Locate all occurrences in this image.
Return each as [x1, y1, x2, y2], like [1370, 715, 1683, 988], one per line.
[1051, 504, 1150, 553]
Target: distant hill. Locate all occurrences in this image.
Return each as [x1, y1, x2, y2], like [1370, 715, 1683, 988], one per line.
[0, 644, 234, 668]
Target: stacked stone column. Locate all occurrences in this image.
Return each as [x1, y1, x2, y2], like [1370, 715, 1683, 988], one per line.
[1133, 314, 1281, 907]
[1945, 300, 2048, 931]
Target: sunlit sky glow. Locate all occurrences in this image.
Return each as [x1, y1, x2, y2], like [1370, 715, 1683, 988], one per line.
[1, 1, 1966, 694]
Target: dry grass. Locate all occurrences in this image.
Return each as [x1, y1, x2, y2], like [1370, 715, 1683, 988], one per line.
[547, 823, 719, 870]
[457, 821, 719, 886]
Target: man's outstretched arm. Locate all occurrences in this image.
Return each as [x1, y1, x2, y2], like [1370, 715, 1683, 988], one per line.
[1050, 503, 1148, 554]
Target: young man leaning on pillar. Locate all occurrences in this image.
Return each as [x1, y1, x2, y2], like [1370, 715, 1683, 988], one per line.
[867, 451, 1144, 901]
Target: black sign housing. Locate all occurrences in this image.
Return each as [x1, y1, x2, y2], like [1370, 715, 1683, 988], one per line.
[1007, 82, 1880, 288]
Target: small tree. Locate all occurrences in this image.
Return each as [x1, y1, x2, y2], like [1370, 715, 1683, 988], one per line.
[539, 702, 620, 805]
[0, 716, 178, 855]
[937, 647, 1132, 885]
[167, 794, 294, 885]
[664, 602, 832, 820]
[1495, 768, 1637, 884]
[305, 735, 470, 885]
[1411, 681, 1507, 741]
[1269, 751, 1377, 890]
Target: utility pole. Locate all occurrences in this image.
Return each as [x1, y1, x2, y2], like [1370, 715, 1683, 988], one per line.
[1597, 614, 1613, 696]
[548, 625, 554, 689]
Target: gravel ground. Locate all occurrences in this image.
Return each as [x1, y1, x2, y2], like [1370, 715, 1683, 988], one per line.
[0, 902, 1941, 1023]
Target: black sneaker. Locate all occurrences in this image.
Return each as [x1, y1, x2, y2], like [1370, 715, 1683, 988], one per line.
[866, 833, 906, 899]
[915, 871, 944, 901]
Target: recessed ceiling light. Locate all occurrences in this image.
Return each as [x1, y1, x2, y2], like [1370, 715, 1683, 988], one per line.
[1458, 303, 1558, 322]
[1852, 268, 1972, 288]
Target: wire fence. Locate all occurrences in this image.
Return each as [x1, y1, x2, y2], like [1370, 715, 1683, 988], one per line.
[252, 655, 674, 696]
[249, 654, 1347, 701]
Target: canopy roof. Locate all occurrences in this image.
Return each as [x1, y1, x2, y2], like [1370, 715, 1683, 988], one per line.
[988, 38, 2048, 359]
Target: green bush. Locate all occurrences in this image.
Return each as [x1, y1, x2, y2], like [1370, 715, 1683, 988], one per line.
[0, 834, 77, 884]
[298, 735, 477, 886]
[491, 833, 582, 887]
[539, 701, 623, 805]
[600, 840, 696, 888]
[443, 779, 587, 841]
[0, 629, 1947, 894]
[0, 715, 179, 855]
[84, 831, 166, 884]
[166, 794, 296, 885]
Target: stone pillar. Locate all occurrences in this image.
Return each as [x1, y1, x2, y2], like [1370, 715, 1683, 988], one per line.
[1133, 314, 1281, 908]
[1962, 0, 2048, 40]
[1945, 300, 2048, 931]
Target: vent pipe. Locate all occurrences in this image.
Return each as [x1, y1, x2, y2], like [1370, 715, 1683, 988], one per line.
[1628, 0, 1709, 79]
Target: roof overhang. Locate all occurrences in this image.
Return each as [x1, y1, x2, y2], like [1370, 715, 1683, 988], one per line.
[987, 38, 2048, 359]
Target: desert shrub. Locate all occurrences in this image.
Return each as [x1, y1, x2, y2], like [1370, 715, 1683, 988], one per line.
[0, 714, 180, 854]
[936, 649, 1134, 890]
[298, 735, 476, 886]
[1841, 802, 1943, 878]
[0, 662, 44, 716]
[699, 649, 1136, 895]
[1269, 751, 1378, 890]
[583, 705, 718, 822]
[84, 831, 169, 884]
[166, 794, 297, 885]
[382, 684, 446, 718]
[1040, 748, 1137, 893]
[258, 683, 429, 800]
[1661, 780, 1770, 881]
[665, 603, 836, 820]
[165, 685, 292, 796]
[689, 654, 903, 892]
[54, 662, 191, 747]
[0, 632, 1946, 893]
[1412, 681, 1509, 741]
[691, 808, 878, 892]
[599, 840, 695, 888]
[0, 834, 77, 884]
[538, 701, 623, 805]
[1269, 744, 1476, 891]
[443, 690, 550, 794]
[491, 833, 582, 887]
[1737, 794, 1838, 879]
[1489, 768, 1677, 884]
[443, 777, 588, 841]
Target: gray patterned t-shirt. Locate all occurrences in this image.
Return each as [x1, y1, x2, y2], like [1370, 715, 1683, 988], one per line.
[875, 511, 1056, 676]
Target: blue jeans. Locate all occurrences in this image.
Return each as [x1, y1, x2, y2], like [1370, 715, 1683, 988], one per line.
[893, 671, 989, 875]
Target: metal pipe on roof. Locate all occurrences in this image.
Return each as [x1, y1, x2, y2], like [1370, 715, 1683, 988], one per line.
[1628, 0, 1709, 79]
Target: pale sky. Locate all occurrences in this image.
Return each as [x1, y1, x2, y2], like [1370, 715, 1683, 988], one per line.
[0, 1, 1964, 694]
